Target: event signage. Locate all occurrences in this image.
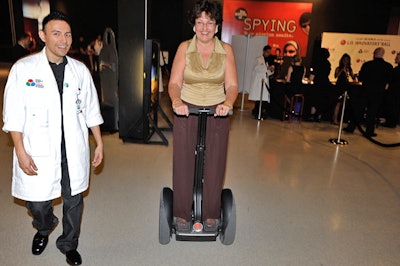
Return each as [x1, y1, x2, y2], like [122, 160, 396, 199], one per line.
[321, 32, 400, 82]
[222, 1, 313, 56]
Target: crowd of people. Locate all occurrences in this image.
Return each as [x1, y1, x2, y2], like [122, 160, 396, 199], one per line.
[246, 40, 400, 134]
[12, 29, 105, 76]
[68, 33, 104, 73]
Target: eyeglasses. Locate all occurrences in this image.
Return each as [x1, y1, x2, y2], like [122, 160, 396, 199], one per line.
[195, 20, 216, 28]
[284, 50, 296, 54]
[301, 23, 310, 28]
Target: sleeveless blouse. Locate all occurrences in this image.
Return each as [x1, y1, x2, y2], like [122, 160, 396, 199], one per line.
[336, 68, 352, 94]
[181, 35, 226, 106]
[290, 65, 305, 85]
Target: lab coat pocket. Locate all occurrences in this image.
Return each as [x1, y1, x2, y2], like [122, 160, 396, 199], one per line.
[30, 107, 49, 127]
[28, 108, 50, 157]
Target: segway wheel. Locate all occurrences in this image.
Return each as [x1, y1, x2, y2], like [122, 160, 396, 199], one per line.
[159, 187, 173, 244]
[220, 188, 236, 245]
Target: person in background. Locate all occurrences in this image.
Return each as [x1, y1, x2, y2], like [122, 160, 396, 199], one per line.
[308, 47, 332, 121]
[274, 48, 283, 64]
[2, 11, 104, 265]
[344, 47, 392, 137]
[76, 35, 91, 69]
[299, 12, 311, 35]
[92, 34, 103, 72]
[87, 41, 95, 72]
[278, 40, 300, 80]
[382, 52, 400, 128]
[272, 47, 283, 79]
[265, 45, 275, 66]
[283, 40, 300, 60]
[285, 56, 306, 97]
[248, 45, 275, 119]
[11, 32, 32, 63]
[333, 53, 356, 125]
[168, 0, 238, 231]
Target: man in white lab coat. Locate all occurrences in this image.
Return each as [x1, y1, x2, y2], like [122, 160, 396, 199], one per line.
[2, 11, 103, 265]
[248, 45, 275, 119]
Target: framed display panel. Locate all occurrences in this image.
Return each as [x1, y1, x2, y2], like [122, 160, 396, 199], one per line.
[142, 39, 172, 145]
[120, 39, 172, 145]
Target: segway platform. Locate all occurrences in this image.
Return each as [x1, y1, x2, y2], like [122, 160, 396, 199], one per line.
[175, 224, 219, 242]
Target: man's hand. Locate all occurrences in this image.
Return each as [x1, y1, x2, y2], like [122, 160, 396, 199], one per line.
[16, 151, 38, 175]
[92, 145, 103, 167]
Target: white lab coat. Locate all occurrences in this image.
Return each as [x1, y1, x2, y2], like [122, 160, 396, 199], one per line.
[2, 48, 103, 201]
[248, 55, 274, 102]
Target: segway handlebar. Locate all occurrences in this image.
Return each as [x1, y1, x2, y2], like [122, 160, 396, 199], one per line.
[188, 108, 233, 116]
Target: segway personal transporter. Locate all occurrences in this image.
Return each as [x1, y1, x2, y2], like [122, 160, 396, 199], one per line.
[159, 108, 236, 245]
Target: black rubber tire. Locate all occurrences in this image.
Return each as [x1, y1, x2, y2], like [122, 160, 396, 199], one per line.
[159, 187, 173, 244]
[220, 188, 236, 245]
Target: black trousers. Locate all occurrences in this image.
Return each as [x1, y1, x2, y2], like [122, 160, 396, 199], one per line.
[383, 88, 400, 126]
[252, 101, 269, 117]
[26, 161, 83, 253]
[346, 91, 384, 134]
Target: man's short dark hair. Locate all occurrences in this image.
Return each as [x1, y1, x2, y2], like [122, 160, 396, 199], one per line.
[299, 12, 311, 25]
[42, 11, 71, 30]
[17, 32, 30, 41]
[263, 45, 271, 51]
[319, 48, 330, 60]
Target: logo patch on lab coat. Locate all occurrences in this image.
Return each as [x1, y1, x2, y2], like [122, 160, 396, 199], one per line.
[26, 79, 44, 88]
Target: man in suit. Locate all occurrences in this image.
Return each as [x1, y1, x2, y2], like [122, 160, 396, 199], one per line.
[12, 32, 32, 62]
[344, 47, 393, 137]
[382, 52, 400, 128]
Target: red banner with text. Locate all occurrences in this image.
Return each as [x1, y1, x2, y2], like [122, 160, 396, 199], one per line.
[222, 1, 313, 57]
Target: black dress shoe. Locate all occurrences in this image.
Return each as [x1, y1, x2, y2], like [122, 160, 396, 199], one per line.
[343, 127, 354, 133]
[366, 132, 377, 137]
[66, 249, 82, 265]
[32, 232, 48, 255]
[382, 123, 396, 128]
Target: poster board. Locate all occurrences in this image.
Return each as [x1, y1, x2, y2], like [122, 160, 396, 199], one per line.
[232, 35, 268, 94]
[222, 1, 312, 56]
[321, 32, 400, 82]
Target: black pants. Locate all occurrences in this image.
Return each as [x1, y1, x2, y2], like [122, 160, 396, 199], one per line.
[252, 101, 269, 118]
[383, 88, 400, 127]
[346, 91, 384, 134]
[26, 162, 83, 253]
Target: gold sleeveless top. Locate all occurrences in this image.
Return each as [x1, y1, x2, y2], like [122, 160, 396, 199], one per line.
[181, 35, 226, 106]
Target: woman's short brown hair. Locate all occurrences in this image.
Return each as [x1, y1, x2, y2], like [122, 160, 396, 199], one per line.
[188, 0, 222, 27]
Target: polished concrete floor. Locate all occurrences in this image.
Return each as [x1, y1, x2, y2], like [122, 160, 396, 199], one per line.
[1, 62, 400, 266]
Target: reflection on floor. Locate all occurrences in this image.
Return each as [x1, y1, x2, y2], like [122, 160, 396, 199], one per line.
[1, 62, 400, 265]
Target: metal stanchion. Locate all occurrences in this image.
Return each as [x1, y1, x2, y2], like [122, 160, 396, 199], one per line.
[240, 35, 251, 111]
[329, 90, 349, 145]
[257, 79, 264, 120]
